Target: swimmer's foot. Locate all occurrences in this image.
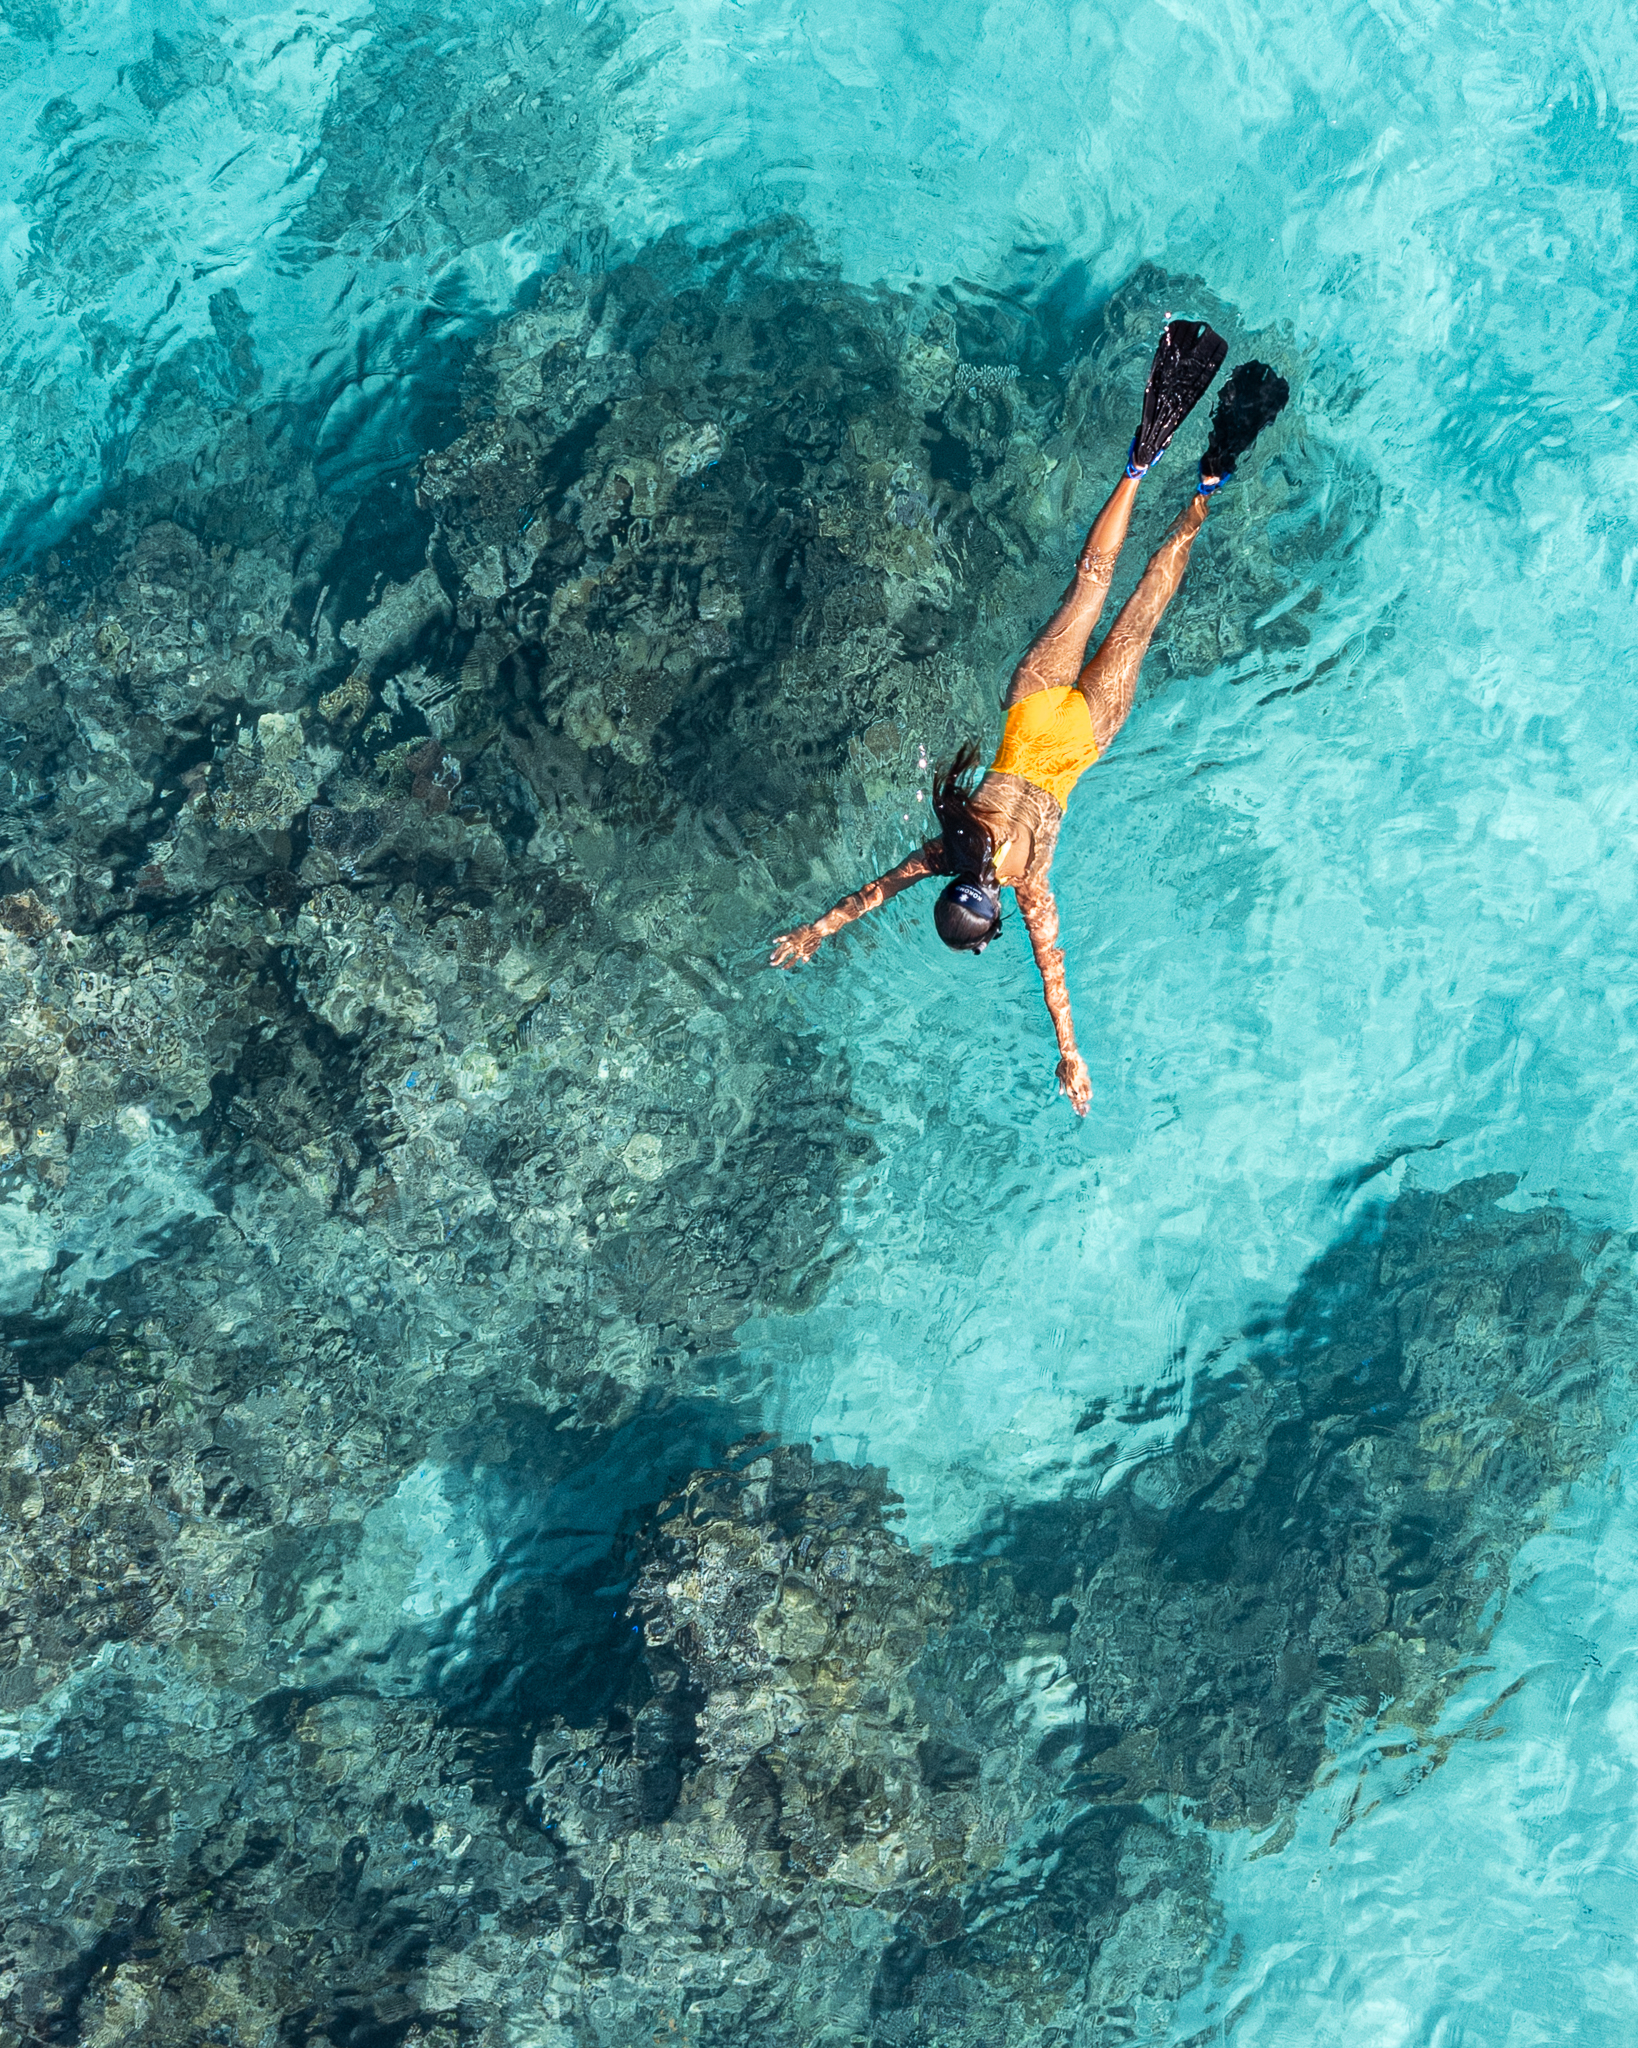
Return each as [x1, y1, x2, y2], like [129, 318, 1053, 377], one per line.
[1198, 360, 1289, 493]
[1125, 319, 1228, 478]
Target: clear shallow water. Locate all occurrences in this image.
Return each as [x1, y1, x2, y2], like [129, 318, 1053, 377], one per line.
[4, 0, 1638, 2039]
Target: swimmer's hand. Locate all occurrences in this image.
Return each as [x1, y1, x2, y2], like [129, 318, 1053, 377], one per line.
[770, 925, 822, 968]
[1057, 1051, 1091, 1116]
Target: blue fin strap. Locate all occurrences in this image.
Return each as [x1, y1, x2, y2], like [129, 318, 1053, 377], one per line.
[1197, 466, 1232, 496]
[1125, 434, 1168, 480]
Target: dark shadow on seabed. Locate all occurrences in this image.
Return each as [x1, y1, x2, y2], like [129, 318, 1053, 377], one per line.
[0, 226, 1531, 2047]
[5, 1167, 1628, 2045]
[494, 1170, 1625, 2048]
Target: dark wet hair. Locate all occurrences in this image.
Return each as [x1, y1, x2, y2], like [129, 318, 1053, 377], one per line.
[932, 743, 995, 878]
[931, 743, 1002, 953]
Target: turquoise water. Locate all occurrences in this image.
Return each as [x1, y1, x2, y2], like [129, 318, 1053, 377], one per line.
[4, 0, 1638, 2039]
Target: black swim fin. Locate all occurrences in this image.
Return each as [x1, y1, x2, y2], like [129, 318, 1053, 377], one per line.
[1128, 320, 1228, 471]
[1201, 360, 1289, 481]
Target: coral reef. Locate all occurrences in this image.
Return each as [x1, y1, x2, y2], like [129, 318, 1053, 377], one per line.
[0, 233, 1516, 2048]
[0, 1168, 1628, 2046]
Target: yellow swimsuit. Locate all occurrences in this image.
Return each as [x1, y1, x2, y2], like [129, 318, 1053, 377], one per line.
[988, 687, 1100, 809]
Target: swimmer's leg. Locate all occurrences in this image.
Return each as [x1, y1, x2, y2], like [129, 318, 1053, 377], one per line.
[1004, 472, 1142, 708]
[1077, 490, 1208, 753]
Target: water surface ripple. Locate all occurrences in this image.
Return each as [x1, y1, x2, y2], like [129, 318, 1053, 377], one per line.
[1, 0, 1636, 2040]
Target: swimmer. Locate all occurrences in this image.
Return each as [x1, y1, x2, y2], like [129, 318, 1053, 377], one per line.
[771, 331, 1288, 1114]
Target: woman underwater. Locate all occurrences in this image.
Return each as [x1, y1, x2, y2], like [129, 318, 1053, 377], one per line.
[770, 322, 1287, 1115]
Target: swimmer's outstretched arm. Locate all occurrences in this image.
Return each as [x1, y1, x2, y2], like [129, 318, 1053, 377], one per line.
[770, 843, 944, 966]
[1016, 874, 1091, 1115]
